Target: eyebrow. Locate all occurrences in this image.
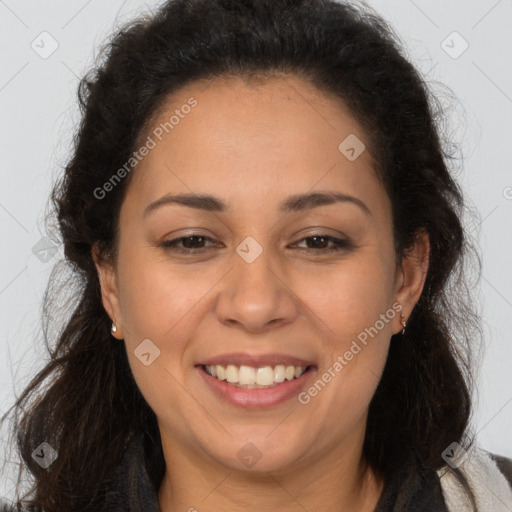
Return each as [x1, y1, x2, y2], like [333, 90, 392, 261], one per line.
[143, 190, 372, 217]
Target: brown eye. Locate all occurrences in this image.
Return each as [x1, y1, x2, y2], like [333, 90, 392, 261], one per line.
[292, 235, 354, 253]
[161, 235, 217, 253]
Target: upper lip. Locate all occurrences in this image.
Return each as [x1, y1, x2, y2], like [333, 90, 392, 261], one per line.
[197, 352, 316, 368]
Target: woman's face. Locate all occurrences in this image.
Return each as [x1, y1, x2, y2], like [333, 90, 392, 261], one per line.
[95, 74, 427, 474]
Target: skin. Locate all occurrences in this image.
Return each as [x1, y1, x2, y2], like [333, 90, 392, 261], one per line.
[93, 74, 429, 512]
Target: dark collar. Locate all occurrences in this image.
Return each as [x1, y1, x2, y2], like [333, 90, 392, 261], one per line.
[373, 450, 448, 511]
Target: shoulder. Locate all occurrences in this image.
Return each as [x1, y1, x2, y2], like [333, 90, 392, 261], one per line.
[489, 452, 512, 488]
[437, 448, 512, 510]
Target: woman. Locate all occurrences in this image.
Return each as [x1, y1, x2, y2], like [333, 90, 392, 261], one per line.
[1, 0, 511, 510]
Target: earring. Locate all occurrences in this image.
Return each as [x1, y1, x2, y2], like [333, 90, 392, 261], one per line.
[111, 321, 117, 335]
[400, 312, 407, 335]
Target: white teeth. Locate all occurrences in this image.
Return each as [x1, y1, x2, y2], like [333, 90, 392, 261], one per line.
[274, 365, 286, 383]
[204, 364, 308, 388]
[225, 364, 238, 383]
[239, 365, 256, 385]
[256, 366, 274, 386]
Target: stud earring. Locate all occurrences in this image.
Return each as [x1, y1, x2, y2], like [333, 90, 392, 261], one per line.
[111, 321, 117, 335]
[400, 312, 407, 335]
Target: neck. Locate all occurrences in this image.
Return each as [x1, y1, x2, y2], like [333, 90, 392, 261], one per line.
[157, 433, 385, 512]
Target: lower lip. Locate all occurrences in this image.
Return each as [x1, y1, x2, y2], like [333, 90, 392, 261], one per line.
[196, 365, 317, 409]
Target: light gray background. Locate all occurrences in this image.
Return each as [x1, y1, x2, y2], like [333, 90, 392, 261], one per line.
[1, 0, 511, 500]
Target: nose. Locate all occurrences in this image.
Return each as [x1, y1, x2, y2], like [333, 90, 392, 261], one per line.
[214, 243, 299, 333]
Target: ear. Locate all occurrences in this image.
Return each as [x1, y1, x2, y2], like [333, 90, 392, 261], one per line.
[92, 243, 123, 339]
[393, 229, 430, 335]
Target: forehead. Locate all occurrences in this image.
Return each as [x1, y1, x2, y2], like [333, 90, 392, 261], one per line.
[122, 73, 389, 220]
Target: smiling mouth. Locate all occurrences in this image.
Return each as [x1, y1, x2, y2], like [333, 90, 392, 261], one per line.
[201, 364, 314, 389]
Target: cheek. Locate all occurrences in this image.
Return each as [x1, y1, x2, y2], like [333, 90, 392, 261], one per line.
[114, 249, 211, 421]
[300, 254, 396, 340]
[297, 252, 396, 413]
[296, 258, 395, 438]
[116, 246, 210, 344]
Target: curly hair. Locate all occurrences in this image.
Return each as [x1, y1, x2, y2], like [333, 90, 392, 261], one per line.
[1, 0, 483, 510]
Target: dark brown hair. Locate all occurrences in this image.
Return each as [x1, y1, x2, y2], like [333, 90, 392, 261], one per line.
[1, 0, 483, 510]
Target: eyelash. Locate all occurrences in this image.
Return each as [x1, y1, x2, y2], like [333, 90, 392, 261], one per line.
[160, 234, 354, 254]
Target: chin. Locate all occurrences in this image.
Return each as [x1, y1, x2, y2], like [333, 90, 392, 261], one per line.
[208, 434, 308, 473]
